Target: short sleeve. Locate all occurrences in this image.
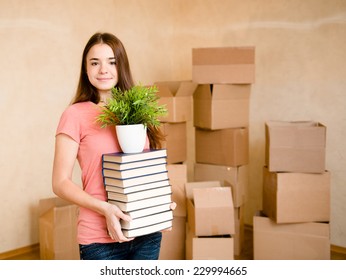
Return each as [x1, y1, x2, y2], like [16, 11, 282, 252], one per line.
[56, 105, 81, 144]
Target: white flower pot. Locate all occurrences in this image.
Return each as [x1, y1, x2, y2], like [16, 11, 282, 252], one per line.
[116, 124, 147, 153]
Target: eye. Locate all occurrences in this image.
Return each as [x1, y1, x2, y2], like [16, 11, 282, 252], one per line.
[91, 62, 99, 66]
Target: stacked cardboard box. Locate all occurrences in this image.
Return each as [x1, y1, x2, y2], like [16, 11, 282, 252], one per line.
[159, 163, 188, 260]
[254, 121, 331, 260]
[155, 81, 197, 260]
[39, 197, 79, 260]
[185, 181, 235, 259]
[155, 80, 197, 165]
[191, 46, 255, 257]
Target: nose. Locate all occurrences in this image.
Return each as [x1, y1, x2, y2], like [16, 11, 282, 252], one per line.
[100, 63, 108, 74]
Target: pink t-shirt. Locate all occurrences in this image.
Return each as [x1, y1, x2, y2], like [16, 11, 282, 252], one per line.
[56, 101, 149, 244]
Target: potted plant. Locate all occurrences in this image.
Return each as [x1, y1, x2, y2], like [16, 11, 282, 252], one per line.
[97, 84, 167, 153]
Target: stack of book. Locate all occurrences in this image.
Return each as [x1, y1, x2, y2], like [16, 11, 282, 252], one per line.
[102, 149, 173, 238]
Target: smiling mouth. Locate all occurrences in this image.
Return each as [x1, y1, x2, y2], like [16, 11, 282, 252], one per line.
[97, 78, 112, 81]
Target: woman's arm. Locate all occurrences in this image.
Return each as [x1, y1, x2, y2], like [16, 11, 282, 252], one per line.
[52, 133, 133, 242]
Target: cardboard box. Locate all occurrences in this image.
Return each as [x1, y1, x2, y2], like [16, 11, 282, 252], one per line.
[185, 223, 234, 260]
[265, 121, 326, 173]
[192, 46, 255, 84]
[253, 212, 330, 260]
[155, 80, 197, 123]
[193, 84, 250, 130]
[159, 216, 186, 260]
[185, 181, 235, 236]
[195, 127, 249, 167]
[39, 197, 79, 260]
[167, 163, 188, 217]
[160, 122, 186, 164]
[194, 163, 248, 207]
[262, 166, 331, 223]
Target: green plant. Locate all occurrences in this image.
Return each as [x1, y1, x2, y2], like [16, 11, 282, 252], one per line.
[97, 84, 167, 128]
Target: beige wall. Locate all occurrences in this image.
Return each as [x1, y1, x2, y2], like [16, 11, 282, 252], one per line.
[1, 0, 345, 253]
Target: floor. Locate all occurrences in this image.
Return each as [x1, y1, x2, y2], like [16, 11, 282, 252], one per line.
[4, 227, 346, 260]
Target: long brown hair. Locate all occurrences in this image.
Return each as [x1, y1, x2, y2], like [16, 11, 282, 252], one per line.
[72, 32, 165, 149]
[72, 32, 134, 104]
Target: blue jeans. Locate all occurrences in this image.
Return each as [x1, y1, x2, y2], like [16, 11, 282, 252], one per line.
[79, 232, 162, 260]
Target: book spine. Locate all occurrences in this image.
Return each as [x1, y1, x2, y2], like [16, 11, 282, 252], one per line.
[102, 164, 167, 180]
[104, 171, 169, 188]
[108, 190, 172, 203]
[103, 149, 167, 163]
[109, 194, 172, 211]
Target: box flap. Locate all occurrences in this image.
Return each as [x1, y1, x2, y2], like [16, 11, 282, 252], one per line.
[194, 163, 248, 207]
[193, 187, 235, 236]
[266, 120, 326, 148]
[155, 81, 180, 97]
[193, 187, 233, 208]
[266, 120, 317, 128]
[193, 84, 212, 100]
[194, 84, 250, 100]
[155, 81, 197, 97]
[212, 84, 251, 100]
[185, 181, 221, 200]
[176, 81, 198, 97]
[254, 212, 330, 237]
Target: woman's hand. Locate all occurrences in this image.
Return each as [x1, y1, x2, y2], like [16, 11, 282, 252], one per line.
[161, 201, 177, 233]
[170, 201, 177, 211]
[103, 202, 134, 243]
[104, 201, 177, 237]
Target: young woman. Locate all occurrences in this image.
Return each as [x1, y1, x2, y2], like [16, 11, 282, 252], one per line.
[52, 32, 173, 260]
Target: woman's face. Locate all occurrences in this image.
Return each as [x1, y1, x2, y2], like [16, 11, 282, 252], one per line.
[86, 43, 118, 94]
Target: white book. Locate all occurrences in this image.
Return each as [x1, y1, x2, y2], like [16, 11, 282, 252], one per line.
[121, 210, 173, 230]
[122, 220, 173, 238]
[102, 163, 167, 179]
[104, 171, 169, 188]
[107, 185, 172, 202]
[108, 194, 172, 212]
[105, 179, 170, 194]
[124, 203, 172, 219]
[103, 157, 167, 171]
[102, 149, 167, 163]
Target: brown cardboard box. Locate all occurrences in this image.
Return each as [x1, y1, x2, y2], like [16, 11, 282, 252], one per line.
[186, 182, 235, 236]
[195, 127, 249, 167]
[192, 46, 255, 84]
[39, 197, 79, 260]
[262, 166, 331, 223]
[186, 206, 244, 260]
[194, 84, 251, 130]
[159, 216, 186, 260]
[253, 212, 330, 260]
[155, 80, 197, 123]
[186, 181, 221, 232]
[185, 223, 234, 260]
[160, 122, 186, 164]
[167, 163, 188, 217]
[194, 163, 248, 207]
[265, 121, 326, 173]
